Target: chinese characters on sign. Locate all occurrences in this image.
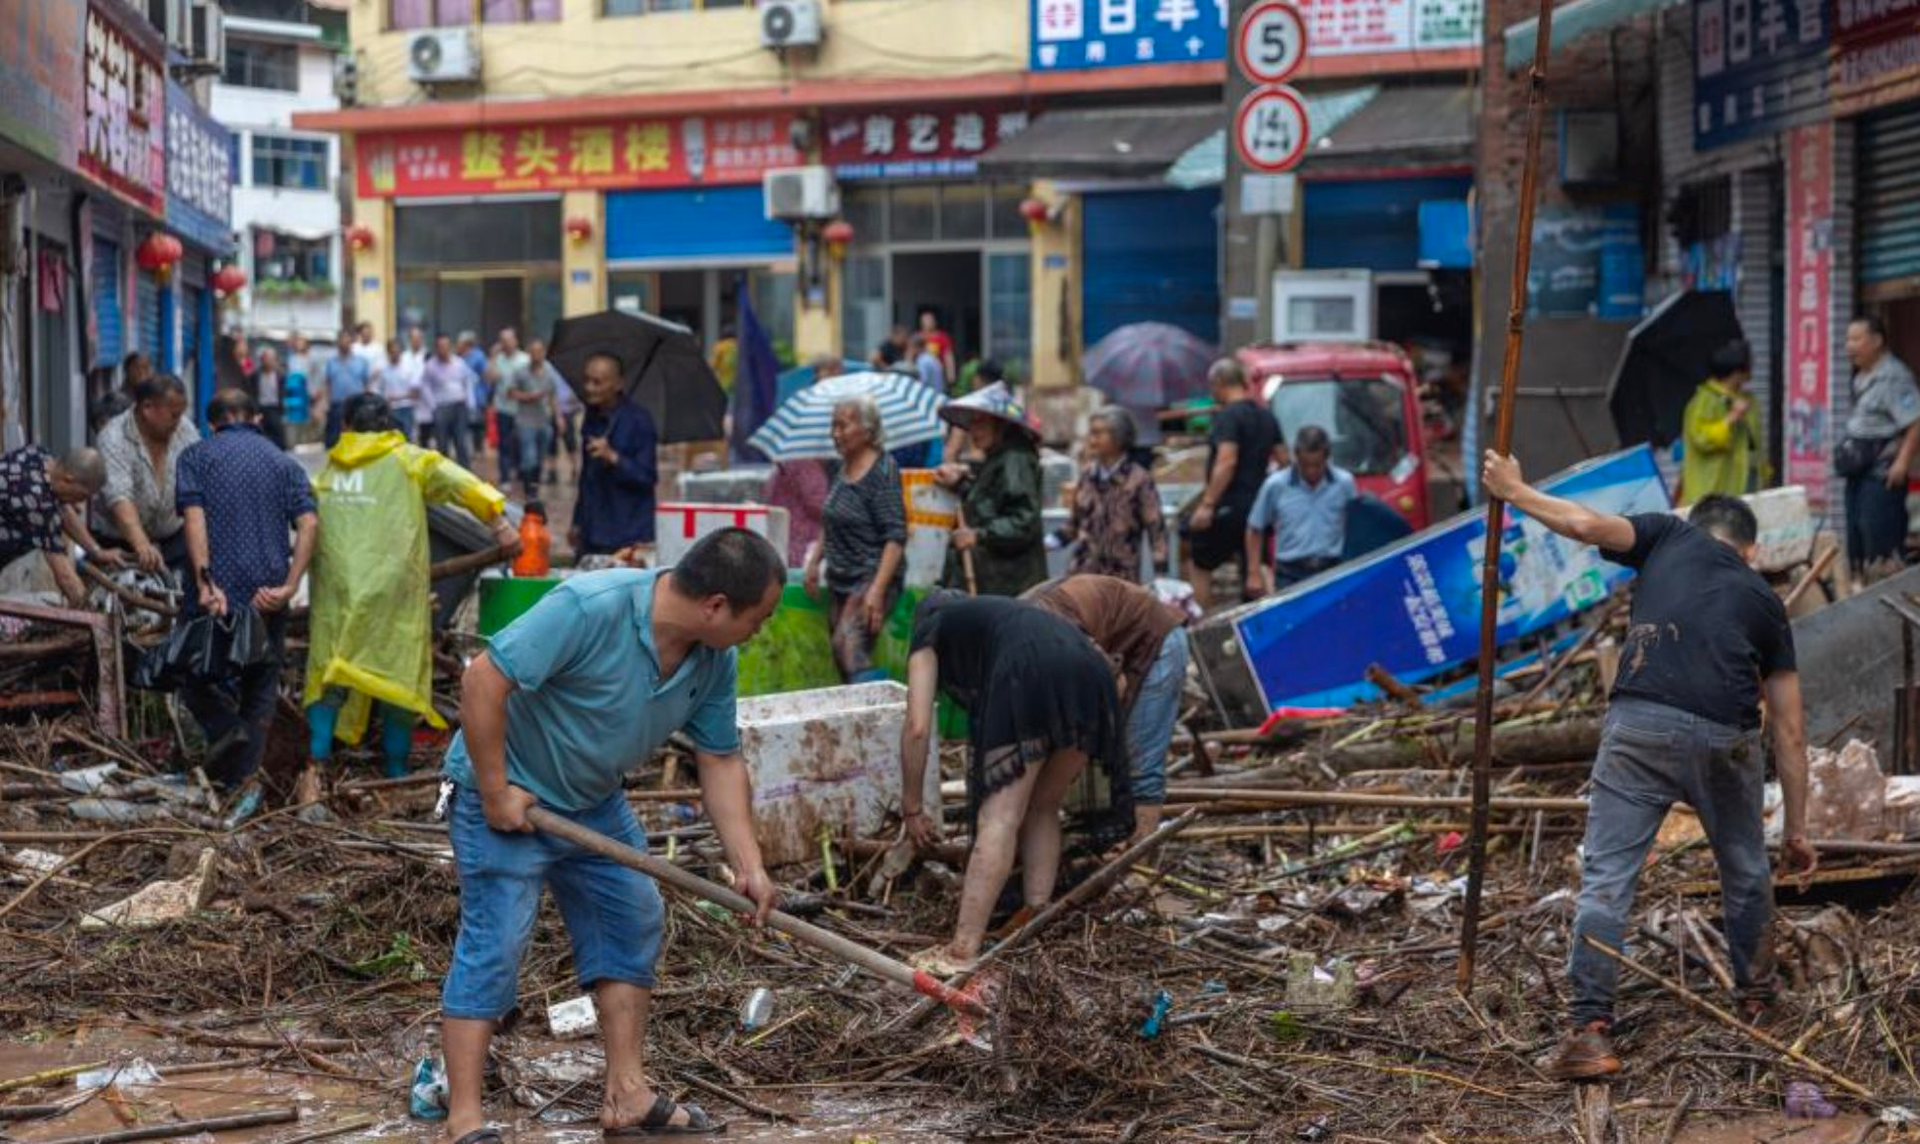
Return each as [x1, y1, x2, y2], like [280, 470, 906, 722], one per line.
[823, 106, 1033, 179]
[1692, 0, 1826, 150]
[1783, 121, 1832, 509]
[1031, 0, 1479, 69]
[1034, 0, 1229, 68]
[1831, 0, 1920, 114]
[355, 113, 801, 198]
[80, 2, 165, 215]
[1401, 552, 1457, 666]
[165, 81, 233, 252]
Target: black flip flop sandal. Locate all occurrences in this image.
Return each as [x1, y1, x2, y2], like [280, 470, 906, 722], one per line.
[602, 1094, 727, 1138]
[452, 1128, 504, 1144]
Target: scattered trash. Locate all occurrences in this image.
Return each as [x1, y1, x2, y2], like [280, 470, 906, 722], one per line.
[1296, 1115, 1333, 1141]
[74, 1059, 162, 1092]
[78, 848, 217, 929]
[548, 995, 599, 1039]
[738, 987, 776, 1032]
[56, 763, 118, 794]
[1139, 990, 1172, 1039]
[1285, 953, 1356, 1014]
[409, 1055, 448, 1120]
[1783, 1079, 1837, 1119]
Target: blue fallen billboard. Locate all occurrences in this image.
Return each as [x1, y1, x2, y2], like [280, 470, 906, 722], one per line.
[1220, 444, 1670, 713]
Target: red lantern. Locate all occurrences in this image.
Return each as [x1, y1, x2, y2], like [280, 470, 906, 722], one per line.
[212, 263, 248, 297]
[564, 215, 595, 245]
[822, 218, 854, 259]
[346, 223, 376, 254]
[1019, 196, 1052, 234]
[135, 233, 183, 281]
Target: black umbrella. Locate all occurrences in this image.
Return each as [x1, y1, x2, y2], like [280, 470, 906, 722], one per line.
[1606, 290, 1745, 448]
[547, 309, 725, 444]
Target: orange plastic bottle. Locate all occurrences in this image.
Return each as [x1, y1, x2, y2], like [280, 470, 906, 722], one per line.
[512, 502, 552, 578]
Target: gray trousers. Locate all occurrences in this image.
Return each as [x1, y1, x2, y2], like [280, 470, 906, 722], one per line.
[1569, 697, 1773, 1027]
[433, 403, 472, 468]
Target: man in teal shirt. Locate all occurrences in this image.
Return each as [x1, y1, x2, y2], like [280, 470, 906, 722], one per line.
[441, 528, 785, 1142]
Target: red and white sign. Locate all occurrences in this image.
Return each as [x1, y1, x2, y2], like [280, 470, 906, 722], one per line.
[655, 503, 790, 568]
[1783, 120, 1833, 509]
[354, 112, 801, 199]
[1237, 1, 1308, 84]
[1293, 0, 1482, 55]
[80, 1, 166, 215]
[1234, 86, 1310, 173]
[822, 104, 1032, 176]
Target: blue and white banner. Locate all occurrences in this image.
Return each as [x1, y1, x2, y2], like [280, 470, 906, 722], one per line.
[164, 80, 233, 253]
[1230, 445, 1672, 711]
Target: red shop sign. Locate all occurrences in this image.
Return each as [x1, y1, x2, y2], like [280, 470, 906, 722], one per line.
[822, 104, 1034, 179]
[1832, 0, 1920, 114]
[355, 112, 802, 199]
[80, 1, 166, 215]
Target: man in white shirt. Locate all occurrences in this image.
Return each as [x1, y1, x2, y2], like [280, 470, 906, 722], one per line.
[352, 321, 385, 373]
[375, 338, 427, 439]
[400, 327, 434, 445]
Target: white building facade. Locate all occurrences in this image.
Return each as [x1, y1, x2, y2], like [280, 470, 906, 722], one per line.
[211, 7, 344, 343]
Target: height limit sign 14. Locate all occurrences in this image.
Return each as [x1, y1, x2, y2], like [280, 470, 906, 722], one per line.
[1234, 86, 1309, 173]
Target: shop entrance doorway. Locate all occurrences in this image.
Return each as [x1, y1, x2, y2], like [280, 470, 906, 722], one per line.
[892, 250, 981, 366]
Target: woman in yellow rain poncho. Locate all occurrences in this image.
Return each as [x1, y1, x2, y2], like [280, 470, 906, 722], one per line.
[305, 393, 517, 777]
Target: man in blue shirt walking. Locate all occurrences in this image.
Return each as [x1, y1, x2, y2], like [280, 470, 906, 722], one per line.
[177, 389, 319, 792]
[321, 330, 372, 448]
[1244, 424, 1358, 593]
[439, 528, 784, 1141]
[571, 352, 659, 560]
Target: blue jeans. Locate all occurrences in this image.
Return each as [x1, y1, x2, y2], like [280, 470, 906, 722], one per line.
[516, 420, 551, 494]
[1569, 698, 1771, 1027]
[1125, 627, 1188, 805]
[434, 403, 472, 469]
[443, 785, 665, 1020]
[496, 411, 519, 480]
[392, 405, 417, 439]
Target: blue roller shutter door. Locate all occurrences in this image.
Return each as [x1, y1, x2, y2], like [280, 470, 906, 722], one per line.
[1081, 188, 1220, 346]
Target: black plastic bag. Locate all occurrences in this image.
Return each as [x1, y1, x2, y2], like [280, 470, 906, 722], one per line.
[134, 606, 273, 691]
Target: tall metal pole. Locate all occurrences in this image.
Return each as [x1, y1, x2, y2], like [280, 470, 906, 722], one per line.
[1456, 0, 1558, 993]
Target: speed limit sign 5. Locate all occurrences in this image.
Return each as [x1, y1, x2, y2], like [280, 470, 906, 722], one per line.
[1234, 86, 1310, 173]
[1236, 0, 1308, 86]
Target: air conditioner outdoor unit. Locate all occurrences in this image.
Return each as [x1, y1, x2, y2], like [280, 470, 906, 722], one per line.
[407, 27, 480, 85]
[148, 0, 193, 52]
[763, 166, 838, 221]
[760, 0, 822, 49]
[189, 1, 225, 74]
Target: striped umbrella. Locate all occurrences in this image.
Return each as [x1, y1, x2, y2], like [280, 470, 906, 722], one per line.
[1083, 321, 1218, 410]
[747, 370, 947, 462]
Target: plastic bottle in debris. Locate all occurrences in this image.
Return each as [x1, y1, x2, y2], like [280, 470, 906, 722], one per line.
[513, 503, 551, 578]
[409, 1055, 448, 1120]
[738, 987, 776, 1032]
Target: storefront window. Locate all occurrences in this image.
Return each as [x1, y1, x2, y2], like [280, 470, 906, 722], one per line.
[254, 230, 330, 286]
[989, 185, 1028, 240]
[480, 0, 562, 20]
[842, 254, 888, 364]
[752, 269, 797, 359]
[608, 273, 655, 315]
[889, 187, 936, 243]
[396, 201, 561, 267]
[941, 185, 987, 241]
[986, 252, 1030, 371]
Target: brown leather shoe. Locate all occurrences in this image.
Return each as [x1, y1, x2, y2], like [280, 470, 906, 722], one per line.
[1545, 1022, 1622, 1081]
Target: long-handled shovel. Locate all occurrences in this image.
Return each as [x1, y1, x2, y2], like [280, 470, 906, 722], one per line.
[526, 807, 988, 1018]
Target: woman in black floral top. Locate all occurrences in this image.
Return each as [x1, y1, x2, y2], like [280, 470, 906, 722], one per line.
[804, 395, 907, 682]
[1054, 409, 1167, 582]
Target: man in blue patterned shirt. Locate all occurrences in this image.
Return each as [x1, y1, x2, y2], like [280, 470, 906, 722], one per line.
[177, 389, 320, 790]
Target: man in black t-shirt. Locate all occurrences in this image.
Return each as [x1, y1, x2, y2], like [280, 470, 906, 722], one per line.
[1482, 451, 1817, 1082]
[1183, 358, 1280, 609]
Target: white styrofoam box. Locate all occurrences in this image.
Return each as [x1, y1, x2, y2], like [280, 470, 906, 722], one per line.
[1680, 485, 1813, 573]
[677, 467, 775, 505]
[655, 503, 790, 569]
[736, 681, 940, 867]
[548, 995, 599, 1038]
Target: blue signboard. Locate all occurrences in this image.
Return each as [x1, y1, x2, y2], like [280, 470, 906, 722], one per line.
[1692, 0, 1828, 151]
[1527, 204, 1643, 320]
[164, 81, 233, 254]
[1031, 0, 1227, 71]
[1228, 445, 1671, 711]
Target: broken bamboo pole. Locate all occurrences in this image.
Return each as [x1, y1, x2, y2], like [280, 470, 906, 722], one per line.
[1582, 936, 1876, 1100]
[1164, 786, 1587, 813]
[1461, 0, 1560, 993]
[32, 1108, 298, 1144]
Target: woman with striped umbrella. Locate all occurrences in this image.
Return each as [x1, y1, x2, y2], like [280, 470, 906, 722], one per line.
[802, 394, 907, 683]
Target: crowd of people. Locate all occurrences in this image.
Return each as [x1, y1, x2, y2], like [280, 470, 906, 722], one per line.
[5, 301, 1918, 1127]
